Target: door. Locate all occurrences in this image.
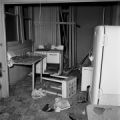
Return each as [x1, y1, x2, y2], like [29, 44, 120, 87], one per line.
[90, 26, 105, 104]
[99, 26, 120, 105]
[0, 2, 9, 98]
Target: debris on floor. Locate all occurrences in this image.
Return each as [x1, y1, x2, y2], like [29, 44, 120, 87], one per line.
[77, 92, 87, 103]
[42, 104, 54, 112]
[54, 97, 70, 112]
[31, 88, 46, 99]
[0, 70, 89, 120]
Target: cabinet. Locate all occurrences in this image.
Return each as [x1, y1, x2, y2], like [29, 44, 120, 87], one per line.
[34, 49, 63, 75]
[81, 67, 93, 91]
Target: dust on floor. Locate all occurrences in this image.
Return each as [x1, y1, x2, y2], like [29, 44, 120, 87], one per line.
[0, 76, 88, 120]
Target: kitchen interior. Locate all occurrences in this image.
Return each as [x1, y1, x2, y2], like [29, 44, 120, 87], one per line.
[0, 0, 120, 120]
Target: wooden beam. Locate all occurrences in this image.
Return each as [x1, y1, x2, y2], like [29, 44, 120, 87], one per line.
[2, 0, 118, 4]
[69, 7, 72, 68]
[34, 21, 75, 25]
[0, 2, 9, 98]
[56, 22, 75, 25]
[72, 7, 75, 67]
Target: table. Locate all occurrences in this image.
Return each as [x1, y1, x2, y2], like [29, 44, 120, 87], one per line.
[12, 55, 46, 91]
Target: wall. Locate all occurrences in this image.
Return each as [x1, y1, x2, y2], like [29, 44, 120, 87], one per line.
[33, 5, 58, 50]
[112, 3, 120, 25]
[7, 41, 32, 85]
[8, 66, 31, 85]
[33, 3, 113, 66]
[76, 5, 103, 64]
[76, 3, 113, 64]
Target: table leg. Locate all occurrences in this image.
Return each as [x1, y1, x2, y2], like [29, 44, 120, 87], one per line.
[32, 64, 35, 91]
[40, 60, 43, 83]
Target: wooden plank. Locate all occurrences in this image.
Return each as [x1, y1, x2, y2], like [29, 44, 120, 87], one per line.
[56, 22, 75, 25]
[34, 21, 75, 25]
[56, 7, 61, 45]
[0, 2, 9, 98]
[72, 7, 74, 66]
[69, 7, 72, 68]
[73, 7, 77, 66]
[74, 24, 77, 66]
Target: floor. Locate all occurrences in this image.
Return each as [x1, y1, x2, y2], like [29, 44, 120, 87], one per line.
[0, 69, 89, 120]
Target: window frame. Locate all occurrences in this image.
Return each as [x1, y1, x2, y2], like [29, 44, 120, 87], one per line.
[6, 5, 32, 47]
[5, 6, 20, 46]
[22, 6, 33, 42]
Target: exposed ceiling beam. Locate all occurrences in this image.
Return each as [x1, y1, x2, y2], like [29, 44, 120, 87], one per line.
[2, 0, 120, 4]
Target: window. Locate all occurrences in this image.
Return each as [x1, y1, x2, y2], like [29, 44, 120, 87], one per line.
[22, 5, 32, 41]
[5, 5, 32, 45]
[5, 5, 19, 43]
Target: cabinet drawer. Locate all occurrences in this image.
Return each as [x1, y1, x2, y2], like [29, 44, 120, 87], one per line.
[47, 52, 60, 63]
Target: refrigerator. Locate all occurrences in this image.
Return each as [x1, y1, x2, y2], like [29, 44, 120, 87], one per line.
[90, 26, 120, 106]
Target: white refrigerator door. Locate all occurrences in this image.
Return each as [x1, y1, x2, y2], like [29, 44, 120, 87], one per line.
[90, 26, 105, 104]
[99, 26, 120, 105]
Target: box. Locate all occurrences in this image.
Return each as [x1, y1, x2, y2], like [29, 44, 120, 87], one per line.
[42, 75, 77, 98]
[81, 67, 93, 91]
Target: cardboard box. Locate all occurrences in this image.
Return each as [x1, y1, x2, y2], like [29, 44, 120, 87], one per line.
[42, 75, 77, 98]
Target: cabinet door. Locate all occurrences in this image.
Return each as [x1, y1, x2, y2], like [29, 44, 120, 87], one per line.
[47, 52, 60, 63]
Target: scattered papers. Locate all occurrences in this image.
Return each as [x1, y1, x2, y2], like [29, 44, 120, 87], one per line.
[31, 88, 46, 99]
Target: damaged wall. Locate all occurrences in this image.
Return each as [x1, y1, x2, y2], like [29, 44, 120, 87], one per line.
[76, 3, 114, 64]
[33, 2, 119, 67]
